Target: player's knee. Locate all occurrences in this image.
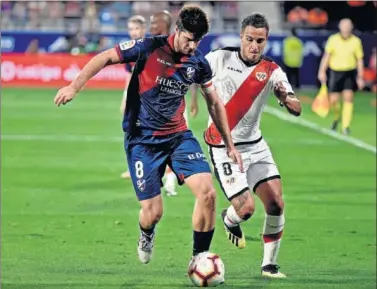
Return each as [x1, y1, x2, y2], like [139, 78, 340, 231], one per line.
[237, 198, 255, 221]
[151, 209, 163, 224]
[199, 186, 216, 208]
[266, 197, 284, 216]
[144, 207, 163, 225]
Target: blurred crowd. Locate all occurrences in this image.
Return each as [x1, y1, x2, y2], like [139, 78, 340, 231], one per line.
[1, 1, 239, 33]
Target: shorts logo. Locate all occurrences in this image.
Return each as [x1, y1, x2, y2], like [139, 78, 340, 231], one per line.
[119, 40, 135, 51]
[256, 72, 267, 81]
[186, 66, 195, 79]
[137, 179, 146, 192]
[188, 152, 206, 160]
[226, 177, 235, 185]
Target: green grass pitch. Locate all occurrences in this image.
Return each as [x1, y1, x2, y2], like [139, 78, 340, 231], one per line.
[1, 87, 376, 289]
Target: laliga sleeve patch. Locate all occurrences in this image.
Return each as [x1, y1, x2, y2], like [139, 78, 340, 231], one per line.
[119, 40, 136, 51]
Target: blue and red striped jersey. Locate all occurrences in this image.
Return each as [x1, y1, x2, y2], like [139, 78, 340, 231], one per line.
[115, 34, 213, 136]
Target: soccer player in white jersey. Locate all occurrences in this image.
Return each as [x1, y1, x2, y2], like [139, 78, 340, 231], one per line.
[204, 13, 301, 278]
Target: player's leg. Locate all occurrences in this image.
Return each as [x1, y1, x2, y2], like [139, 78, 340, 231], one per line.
[328, 70, 343, 131]
[247, 147, 286, 278]
[138, 195, 163, 264]
[126, 139, 168, 263]
[164, 166, 177, 196]
[168, 131, 216, 256]
[209, 145, 252, 249]
[341, 70, 357, 135]
[163, 107, 189, 196]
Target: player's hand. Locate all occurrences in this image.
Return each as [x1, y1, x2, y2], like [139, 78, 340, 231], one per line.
[54, 86, 77, 107]
[227, 147, 244, 173]
[273, 81, 288, 104]
[357, 77, 365, 90]
[190, 100, 199, 117]
[318, 71, 327, 84]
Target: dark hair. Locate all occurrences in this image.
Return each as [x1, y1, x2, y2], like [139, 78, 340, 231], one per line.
[176, 5, 209, 40]
[241, 13, 269, 35]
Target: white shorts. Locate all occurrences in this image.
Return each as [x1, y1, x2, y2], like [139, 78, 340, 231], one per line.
[209, 138, 280, 200]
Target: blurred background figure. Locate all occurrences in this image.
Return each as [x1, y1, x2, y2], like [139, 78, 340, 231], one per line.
[120, 15, 147, 180]
[150, 10, 172, 36]
[318, 18, 364, 135]
[283, 28, 304, 90]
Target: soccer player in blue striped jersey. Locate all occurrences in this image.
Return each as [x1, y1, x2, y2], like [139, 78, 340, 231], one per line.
[54, 5, 242, 266]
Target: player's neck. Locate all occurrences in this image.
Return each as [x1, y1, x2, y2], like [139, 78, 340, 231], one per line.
[171, 34, 181, 54]
[238, 49, 262, 67]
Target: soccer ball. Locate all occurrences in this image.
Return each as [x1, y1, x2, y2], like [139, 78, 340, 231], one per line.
[188, 252, 225, 287]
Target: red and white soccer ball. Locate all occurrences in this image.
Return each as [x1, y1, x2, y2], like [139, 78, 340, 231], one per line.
[188, 252, 225, 287]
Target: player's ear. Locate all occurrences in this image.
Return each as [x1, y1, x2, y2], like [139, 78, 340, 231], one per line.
[174, 25, 179, 34]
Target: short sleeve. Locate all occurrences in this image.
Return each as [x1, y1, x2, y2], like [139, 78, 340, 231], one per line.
[324, 36, 335, 54]
[115, 38, 154, 64]
[354, 38, 364, 60]
[270, 66, 294, 95]
[197, 54, 215, 93]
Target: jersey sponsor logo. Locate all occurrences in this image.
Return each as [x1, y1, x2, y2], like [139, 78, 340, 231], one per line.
[155, 76, 190, 95]
[186, 66, 195, 79]
[256, 72, 267, 81]
[157, 58, 173, 66]
[119, 40, 135, 50]
[227, 66, 242, 73]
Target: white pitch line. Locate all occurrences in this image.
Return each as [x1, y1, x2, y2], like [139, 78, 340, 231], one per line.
[264, 106, 376, 154]
[0, 134, 339, 146]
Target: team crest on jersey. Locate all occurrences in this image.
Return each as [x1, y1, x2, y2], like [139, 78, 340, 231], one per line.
[186, 66, 195, 79]
[119, 40, 135, 51]
[137, 179, 146, 192]
[256, 72, 267, 81]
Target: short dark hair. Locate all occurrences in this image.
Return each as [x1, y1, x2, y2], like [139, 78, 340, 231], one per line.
[241, 13, 269, 35]
[176, 5, 210, 40]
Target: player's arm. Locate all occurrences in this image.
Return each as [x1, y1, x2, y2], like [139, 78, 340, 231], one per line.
[318, 36, 333, 84]
[355, 38, 365, 89]
[54, 39, 147, 106]
[54, 48, 121, 106]
[200, 51, 234, 150]
[199, 53, 243, 170]
[202, 87, 243, 171]
[190, 84, 199, 117]
[273, 68, 301, 116]
[70, 48, 122, 93]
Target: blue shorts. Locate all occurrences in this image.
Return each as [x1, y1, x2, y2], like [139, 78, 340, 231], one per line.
[124, 130, 211, 201]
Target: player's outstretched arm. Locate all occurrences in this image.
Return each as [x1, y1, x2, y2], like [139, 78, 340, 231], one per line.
[54, 48, 121, 106]
[202, 89, 244, 172]
[274, 82, 301, 116]
[190, 84, 199, 117]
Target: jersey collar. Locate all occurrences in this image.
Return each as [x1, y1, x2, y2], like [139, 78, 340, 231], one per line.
[238, 48, 262, 67]
[167, 33, 175, 51]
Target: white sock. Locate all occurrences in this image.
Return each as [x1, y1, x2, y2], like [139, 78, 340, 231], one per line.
[164, 172, 176, 189]
[262, 214, 285, 267]
[224, 205, 243, 228]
